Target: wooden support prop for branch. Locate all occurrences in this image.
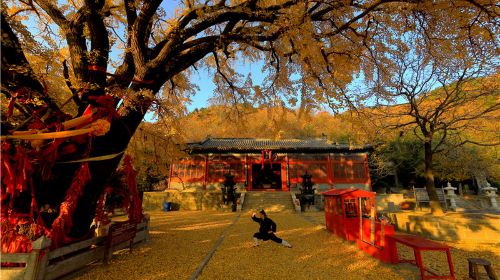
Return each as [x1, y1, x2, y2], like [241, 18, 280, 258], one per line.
[3, 128, 95, 140]
[11, 114, 94, 136]
[60, 114, 94, 130]
[2, 119, 110, 140]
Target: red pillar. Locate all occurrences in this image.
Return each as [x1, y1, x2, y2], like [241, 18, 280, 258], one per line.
[203, 155, 208, 190]
[364, 153, 372, 191]
[248, 157, 253, 191]
[281, 160, 288, 191]
[327, 154, 334, 185]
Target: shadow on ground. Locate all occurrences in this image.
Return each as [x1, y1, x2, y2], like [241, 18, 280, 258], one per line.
[75, 211, 499, 280]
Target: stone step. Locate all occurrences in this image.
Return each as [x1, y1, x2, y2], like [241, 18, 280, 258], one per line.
[242, 191, 295, 213]
[244, 200, 293, 205]
[245, 198, 292, 202]
[244, 192, 290, 195]
[454, 197, 482, 210]
[245, 196, 290, 198]
[245, 200, 293, 203]
[245, 206, 294, 209]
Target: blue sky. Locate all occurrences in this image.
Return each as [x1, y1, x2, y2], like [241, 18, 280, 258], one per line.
[150, 1, 269, 118]
[185, 59, 266, 111]
[163, 1, 209, 111]
[144, 58, 266, 121]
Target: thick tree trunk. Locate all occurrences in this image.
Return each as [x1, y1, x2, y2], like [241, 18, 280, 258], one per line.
[2, 10, 170, 242]
[423, 141, 444, 215]
[69, 99, 149, 237]
[68, 67, 166, 236]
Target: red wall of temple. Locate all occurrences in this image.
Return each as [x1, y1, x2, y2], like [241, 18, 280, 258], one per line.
[169, 153, 370, 190]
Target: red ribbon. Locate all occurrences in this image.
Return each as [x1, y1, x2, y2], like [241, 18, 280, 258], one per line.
[94, 186, 112, 225]
[87, 95, 120, 121]
[6, 88, 30, 118]
[1, 213, 49, 258]
[87, 65, 107, 72]
[122, 155, 142, 223]
[1, 142, 49, 258]
[50, 163, 91, 249]
[132, 76, 154, 85]
[1, 142, 14, 199]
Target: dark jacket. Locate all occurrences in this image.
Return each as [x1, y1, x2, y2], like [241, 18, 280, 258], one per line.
[252, 215, 277, 234]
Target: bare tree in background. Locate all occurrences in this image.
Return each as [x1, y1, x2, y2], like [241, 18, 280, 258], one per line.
[367, 28, 498, 214]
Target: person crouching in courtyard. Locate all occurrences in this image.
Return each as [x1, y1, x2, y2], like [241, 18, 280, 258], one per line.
[251, 209, 292, 248]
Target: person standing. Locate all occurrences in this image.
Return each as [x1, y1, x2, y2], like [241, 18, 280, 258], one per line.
[251, 209, 292, 248]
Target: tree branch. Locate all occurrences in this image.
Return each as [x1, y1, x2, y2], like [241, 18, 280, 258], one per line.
[84, 0, 109, 96]
[33, 0, 69, 27]
[1, 13, 62, 116]
[62, 59, 80, 106]
[130, 0, 162, 70]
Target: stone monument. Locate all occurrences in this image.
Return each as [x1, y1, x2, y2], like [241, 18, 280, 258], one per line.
[482, 182, 499, 211]
[443, 182, 457, 211]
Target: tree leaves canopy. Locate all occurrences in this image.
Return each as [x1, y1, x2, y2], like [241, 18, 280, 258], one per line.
[2, 0, 498, 125]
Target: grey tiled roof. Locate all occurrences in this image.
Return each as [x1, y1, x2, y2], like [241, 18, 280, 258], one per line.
[185, 138, 371, 153]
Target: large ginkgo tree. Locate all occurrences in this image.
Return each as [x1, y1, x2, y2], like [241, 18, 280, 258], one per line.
[1, 0, 497, 248]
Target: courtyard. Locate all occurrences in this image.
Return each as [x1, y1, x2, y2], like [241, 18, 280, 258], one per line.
[74, 211, 500, 280]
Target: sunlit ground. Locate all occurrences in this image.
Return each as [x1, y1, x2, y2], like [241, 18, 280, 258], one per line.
[302, 212, 500, 279]
[74, 211, 235, 280]
[74, 211, 499, 280]
[198, 212, 416, 280]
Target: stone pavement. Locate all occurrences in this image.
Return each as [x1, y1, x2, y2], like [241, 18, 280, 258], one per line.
[74, 211, 499, 280]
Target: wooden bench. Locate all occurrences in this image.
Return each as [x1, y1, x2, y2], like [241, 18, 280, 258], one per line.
[467, 258, 498, 280]
[413, 186, 448, 211]
[104, 220, 137, 264]
[389, 234, 455, 280]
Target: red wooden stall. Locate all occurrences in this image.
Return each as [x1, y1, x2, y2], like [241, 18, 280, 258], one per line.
[323, 188, 397, 263]
[323, 188, 375, 241]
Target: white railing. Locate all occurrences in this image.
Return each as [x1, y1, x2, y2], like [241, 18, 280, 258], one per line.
[290, 192, 301, 212]
[237, 192, 246, 211]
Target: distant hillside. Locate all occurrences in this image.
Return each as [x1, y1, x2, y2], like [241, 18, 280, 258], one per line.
[179, 105, 364, 144]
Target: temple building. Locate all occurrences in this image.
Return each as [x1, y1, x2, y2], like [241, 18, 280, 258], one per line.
[168, 138, 372, 192]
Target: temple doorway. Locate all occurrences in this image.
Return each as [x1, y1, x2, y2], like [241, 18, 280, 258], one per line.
[252, 163, 282, 190]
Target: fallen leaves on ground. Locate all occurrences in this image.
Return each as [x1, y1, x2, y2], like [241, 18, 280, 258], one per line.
[74, 211, 236, 280]
[75, 210, 499, 280]
[199, 212, 416, 280]
[303, 211, 500, 280]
